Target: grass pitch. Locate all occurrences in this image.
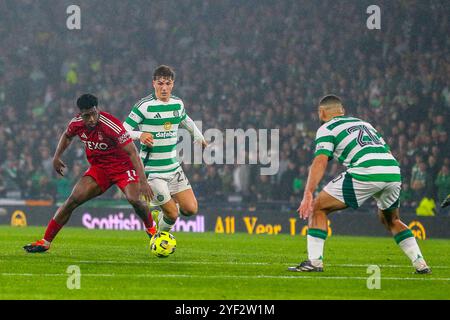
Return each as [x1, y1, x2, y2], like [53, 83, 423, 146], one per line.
[0, 226, 449, 300]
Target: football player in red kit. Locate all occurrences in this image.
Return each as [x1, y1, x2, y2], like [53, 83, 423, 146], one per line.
[24, 94, 156, 253]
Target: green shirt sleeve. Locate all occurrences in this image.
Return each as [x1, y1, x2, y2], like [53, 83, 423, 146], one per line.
[314, 127, 335, 158]
[124, 105, 144, 129]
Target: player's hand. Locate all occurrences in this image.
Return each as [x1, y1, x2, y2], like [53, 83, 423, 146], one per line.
[53, 158, 67, 176]
[139, 181, 154, 203]
[140, 132, 154, 147]
[195, 139, 209, 148]
[297, 191, 314, 220]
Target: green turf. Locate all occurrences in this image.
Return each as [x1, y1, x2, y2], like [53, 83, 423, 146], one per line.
[0, 226, 449, 300]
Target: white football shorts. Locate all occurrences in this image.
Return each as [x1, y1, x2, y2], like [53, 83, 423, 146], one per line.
[323, 172, 401, 210]
[147, 166, 192, 206]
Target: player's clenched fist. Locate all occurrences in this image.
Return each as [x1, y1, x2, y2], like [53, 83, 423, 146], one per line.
[140, 132, 153, 147]
[53, 158, 67, 176]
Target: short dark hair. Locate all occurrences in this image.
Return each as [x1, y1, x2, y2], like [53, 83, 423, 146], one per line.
[319, 94, 342, 107]
[77, 94, 98, 110]
[153, 65, 175, 80]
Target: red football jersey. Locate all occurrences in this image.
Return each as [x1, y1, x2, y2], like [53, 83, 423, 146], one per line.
[66, 111, 133, 169]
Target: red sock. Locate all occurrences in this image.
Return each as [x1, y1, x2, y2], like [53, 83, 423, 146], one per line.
[144, 210, 154, 229]
[44, 219, 63, 242]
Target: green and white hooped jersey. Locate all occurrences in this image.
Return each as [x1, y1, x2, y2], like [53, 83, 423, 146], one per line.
[314, 116, 401, 182]
[123, 93, 187, 175]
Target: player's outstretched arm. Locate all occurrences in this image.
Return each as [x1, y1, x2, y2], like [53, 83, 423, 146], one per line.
[298, 154, 329, 220]
[52, 133, 73, 176]
[180, 114, 207, 147]
[122, 142, 154, 202]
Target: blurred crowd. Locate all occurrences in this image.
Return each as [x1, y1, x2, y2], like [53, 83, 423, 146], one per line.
[0, 0, 449, 213]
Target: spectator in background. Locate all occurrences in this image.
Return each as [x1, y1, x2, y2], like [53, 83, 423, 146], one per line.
[435, 165, 450, 211]
[279, 161, 296, 200]
[431, 146, 440, 161]
[219, 166, 234, 196]
[39, 146, 54, 178]
[292, 166, 307, 198]
[427, 155, 439, 198]
[439, 132, 449, 155]
[400, 182, 415, 210]
[253, 175, 273, 201]
[190, 172, 206, 201]
[0, 0, 447, 211]
[276, 151, 290, 185]
[16, 148, 35, 198]
[29, 165, 48, 198]
[1, 150, 20, 193]
[411, 162, 428, 200]
[233, 164, 251, 196]
[54, 174, 72, 201]
[410, 155, 423, 182]
[35, 175, 56, 200]
[0, 172, 6, 197]
[203, 166, 223, 200]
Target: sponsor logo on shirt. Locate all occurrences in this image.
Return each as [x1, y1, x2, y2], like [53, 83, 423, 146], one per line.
[164, 122, 173, 131]
[118, 132, 130, 144]
[82, 141, 109, 150]
[316, 145, 326, 151]
[155, 131, 177, 139]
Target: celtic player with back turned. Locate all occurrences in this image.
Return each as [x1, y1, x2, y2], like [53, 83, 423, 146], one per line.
[288, 95, 431, 274]
[123, 65, 207, 233]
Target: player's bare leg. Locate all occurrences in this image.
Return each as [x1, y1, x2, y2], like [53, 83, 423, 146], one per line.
[172, 189, 198, 217]
[54, 176, 103, 225]
[122, 182, 155, 236]
[308, 191, 347, 230]
[378, 208, 408, 235]
[289, 191, 346, 272]
[23, 176, 103, 253]
[378, 208, 431, 274]
[156, 199, 180, 232]
[155, 189, 198, 232]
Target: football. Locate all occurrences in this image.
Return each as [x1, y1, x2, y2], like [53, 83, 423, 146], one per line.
[150, 231, 177, 258]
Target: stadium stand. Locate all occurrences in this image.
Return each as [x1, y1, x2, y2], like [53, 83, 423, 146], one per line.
[0, 0, 448, 213]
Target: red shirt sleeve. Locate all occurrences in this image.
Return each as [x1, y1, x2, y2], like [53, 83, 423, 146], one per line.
[65, 117, 82, 138]
[101, 112, 132, 147]
[117, 130, 132, 147]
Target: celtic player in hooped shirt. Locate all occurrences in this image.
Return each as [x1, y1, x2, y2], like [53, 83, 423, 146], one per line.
[24, 94, 155, 253]
[288, 95, 431, 274]
[123, 65, 207, 233]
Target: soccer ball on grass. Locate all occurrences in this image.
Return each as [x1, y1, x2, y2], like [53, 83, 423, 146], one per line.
[150, 231, 176, 257]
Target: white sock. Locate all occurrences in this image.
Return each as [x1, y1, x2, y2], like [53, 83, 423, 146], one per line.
[399, 237, 425, 265]
[307, 235, 325, 264]
[158, 212, 176, 232]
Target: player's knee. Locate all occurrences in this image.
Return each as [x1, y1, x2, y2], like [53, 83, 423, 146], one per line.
[312, 199, 328, 216]
[179, 201, 198, 217]
[68, 193, 84, 206]
[163, 207, 179, 220]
